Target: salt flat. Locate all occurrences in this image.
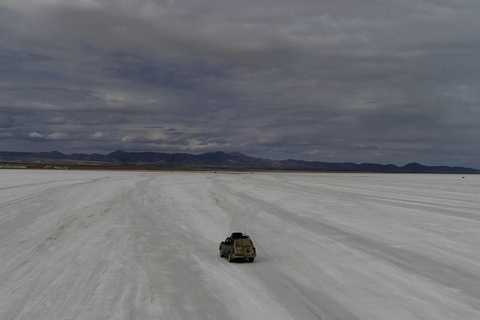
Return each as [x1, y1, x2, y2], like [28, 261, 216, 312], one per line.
[1, 170, 479, 320]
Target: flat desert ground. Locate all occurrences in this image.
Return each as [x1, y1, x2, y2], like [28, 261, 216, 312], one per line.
[1, 170, 479, 320]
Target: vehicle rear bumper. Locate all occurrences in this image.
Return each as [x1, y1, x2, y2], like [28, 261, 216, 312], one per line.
[230, 254, 256, 259]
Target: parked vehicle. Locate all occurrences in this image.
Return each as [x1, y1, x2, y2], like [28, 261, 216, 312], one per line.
[219, 232, 256, 262]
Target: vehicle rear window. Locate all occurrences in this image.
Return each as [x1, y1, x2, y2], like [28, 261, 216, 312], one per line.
[235, 239, 253, 247]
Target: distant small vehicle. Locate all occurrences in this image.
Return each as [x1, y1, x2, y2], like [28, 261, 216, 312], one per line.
[219, 232, 256, 262]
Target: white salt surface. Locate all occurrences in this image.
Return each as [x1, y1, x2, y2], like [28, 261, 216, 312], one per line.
[1, 170, 479, 319]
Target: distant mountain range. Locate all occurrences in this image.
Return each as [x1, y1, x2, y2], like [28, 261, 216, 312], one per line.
[1, 150, 479, 173]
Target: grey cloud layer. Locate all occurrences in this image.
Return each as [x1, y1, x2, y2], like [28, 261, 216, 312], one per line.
[1, 0, 479, 167]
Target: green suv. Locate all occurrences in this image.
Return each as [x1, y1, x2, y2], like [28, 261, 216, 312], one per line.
[219, 233, 256, 262]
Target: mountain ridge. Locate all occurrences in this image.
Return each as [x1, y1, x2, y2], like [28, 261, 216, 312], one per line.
[0, 150, 478, 173]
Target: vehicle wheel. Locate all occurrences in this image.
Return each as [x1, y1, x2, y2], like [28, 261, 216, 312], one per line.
[220, 251, 224, 257]
[228, 253, 234, 262]
[248, 258, 255, 263]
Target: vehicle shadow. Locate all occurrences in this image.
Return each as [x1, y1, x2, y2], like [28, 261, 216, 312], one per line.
[220, 257, 258, 263]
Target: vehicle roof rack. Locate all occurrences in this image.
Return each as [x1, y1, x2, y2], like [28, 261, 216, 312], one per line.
[231, 232, 250, 239]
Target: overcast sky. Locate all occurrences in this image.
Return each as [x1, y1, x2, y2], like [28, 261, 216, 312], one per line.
[1, 0, 480, 167]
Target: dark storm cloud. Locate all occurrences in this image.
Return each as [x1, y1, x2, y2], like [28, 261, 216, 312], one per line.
[1, 0, 480, 167]
[0, 114, 15, 128]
